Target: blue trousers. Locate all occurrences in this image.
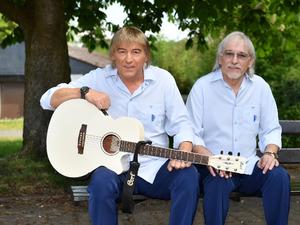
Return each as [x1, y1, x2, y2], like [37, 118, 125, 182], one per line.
[88, 160, 200, 225]
[196, 163, 290, 225]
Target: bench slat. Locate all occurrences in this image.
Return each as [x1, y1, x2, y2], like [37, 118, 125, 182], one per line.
[255, 148, 300, 164]
[71, 185, 149, 202]
[71, 184, 300, 202]
[278, 148, 300, 164]
[280, 120, 300, 135]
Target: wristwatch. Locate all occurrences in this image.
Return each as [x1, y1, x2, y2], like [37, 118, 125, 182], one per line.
[264, 151, 279, 159]
[80, 86, 90, 99]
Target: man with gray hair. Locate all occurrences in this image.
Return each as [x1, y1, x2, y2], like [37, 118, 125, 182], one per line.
[186, 31, 290, 225]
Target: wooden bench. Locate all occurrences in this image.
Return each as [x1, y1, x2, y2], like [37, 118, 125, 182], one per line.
[70, 120, 300, 203]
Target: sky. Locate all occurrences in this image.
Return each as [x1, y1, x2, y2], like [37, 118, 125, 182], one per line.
[104, 3, 189, 41]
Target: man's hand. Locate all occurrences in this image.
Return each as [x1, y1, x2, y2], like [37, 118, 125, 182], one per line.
[85, 89, 111, 110]
[167, 141, 192, 171]
[257, 154, 279, 174]
[193, 145, 232, 179]
[257, 144, 280, 174]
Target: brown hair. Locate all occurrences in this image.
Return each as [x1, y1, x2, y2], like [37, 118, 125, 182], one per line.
[109, 26, 151, 67]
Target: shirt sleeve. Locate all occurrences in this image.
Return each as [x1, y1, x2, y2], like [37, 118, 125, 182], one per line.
[163, 75, 194, 148]
[40, 69, 100, 111]
[40, 83, 73, 111]
[258, 83, 282, 152]
[186, 81, 206, 147]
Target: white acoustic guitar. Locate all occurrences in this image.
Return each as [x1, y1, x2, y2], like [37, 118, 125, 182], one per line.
[46, 99, 247, 178]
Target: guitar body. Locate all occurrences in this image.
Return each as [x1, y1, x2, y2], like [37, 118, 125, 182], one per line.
[47, 99, 145, 178]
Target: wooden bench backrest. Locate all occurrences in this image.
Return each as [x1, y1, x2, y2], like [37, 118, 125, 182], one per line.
[278, 120, 300, 164]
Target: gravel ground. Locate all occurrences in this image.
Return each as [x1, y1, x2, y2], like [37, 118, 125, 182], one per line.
[1, 131, 299, 224]
[1, 193, 300, 225]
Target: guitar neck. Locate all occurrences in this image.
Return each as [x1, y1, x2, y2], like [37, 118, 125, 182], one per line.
[120, 140, 209, 165]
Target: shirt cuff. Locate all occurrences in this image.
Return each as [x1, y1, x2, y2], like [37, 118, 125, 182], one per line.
[173, 128, 194, 149]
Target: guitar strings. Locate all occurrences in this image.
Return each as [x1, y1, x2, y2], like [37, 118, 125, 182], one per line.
[84, 134, 102, 149]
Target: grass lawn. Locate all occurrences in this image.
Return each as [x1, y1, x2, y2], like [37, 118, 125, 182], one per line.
[0, 138, 22, 157]
[0, 137, 87, 196]
[0, 118, 23, 157]
[0, 119, 87, 195]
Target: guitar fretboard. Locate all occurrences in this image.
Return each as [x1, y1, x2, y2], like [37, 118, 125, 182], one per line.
[120, 140, 209, 165]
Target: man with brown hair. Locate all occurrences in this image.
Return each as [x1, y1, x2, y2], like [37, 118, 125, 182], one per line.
[41, 26, 199, 225]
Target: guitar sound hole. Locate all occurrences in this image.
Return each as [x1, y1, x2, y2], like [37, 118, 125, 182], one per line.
[102, 133, 120, 155]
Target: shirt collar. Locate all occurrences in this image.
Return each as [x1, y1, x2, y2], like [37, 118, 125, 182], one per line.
[246, 73, 254, 82]
[210, 69, 223, 82]
[210, 69, 254, 83]
[104, 65, 118, 78]
[143, 65, 157, 82]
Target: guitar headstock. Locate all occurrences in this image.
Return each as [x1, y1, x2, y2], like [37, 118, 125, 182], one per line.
[208, 154, 247, 174]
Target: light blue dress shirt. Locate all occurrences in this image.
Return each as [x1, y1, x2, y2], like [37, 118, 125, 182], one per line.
[40, 65, 194, 183]
[186, 69, 282, 174]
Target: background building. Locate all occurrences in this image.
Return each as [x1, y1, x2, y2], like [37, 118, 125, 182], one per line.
[0, 43, 110, 118]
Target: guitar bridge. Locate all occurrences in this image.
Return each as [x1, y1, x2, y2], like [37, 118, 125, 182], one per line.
[77, 124, 87, 154]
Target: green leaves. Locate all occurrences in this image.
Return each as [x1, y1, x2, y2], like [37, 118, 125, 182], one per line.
[1, 0, 299, 116]
[0, 14, 20, 47]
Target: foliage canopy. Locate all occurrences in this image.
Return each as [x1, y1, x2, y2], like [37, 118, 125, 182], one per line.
[0, 0, 299, 156]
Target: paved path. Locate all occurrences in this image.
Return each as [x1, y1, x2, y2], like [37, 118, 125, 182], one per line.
[0, 130, 22, 138]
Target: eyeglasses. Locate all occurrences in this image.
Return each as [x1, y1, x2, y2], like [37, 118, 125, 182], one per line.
[221, 51, 250, 61]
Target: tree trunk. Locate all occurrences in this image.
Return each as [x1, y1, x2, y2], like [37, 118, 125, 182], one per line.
[21, 0, 70, 157]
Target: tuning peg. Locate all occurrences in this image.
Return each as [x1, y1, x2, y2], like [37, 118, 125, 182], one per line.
[220, 150, 224, 154]
[237, 152, 240, 156]
[228, 151, 232, 155]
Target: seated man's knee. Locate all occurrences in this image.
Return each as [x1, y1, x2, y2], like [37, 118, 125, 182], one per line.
[181, 166, 200, 184]
[204, 175, 234, 195]
[176, 166, 200, 192]
[268, 166, 290, 185]
[88, 167, 120, 198]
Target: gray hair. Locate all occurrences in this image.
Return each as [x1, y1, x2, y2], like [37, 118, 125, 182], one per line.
[212, 31, 256, 77]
